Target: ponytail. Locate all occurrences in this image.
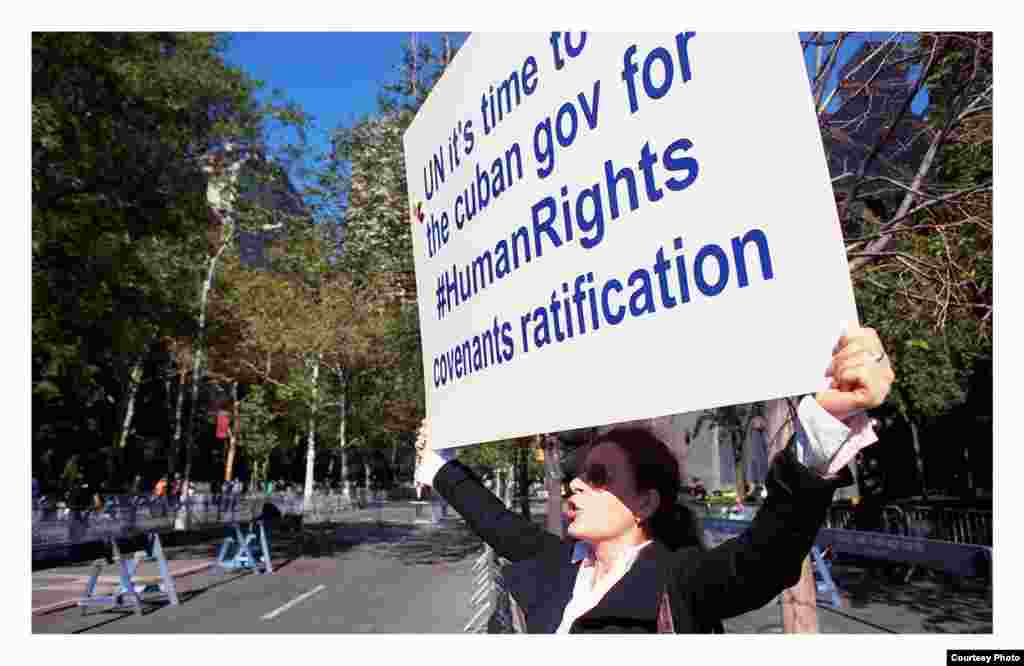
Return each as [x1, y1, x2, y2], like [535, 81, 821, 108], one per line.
[650, 500, 707, 552]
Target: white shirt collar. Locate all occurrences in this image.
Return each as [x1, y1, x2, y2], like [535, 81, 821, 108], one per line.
[570, 539, 652, 565]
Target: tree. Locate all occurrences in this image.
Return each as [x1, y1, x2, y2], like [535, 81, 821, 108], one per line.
[32, 32, 265, 490]
[691, 402, 764, 498]
[222, 225, 399, 502]
[761, 31, 995, 633]
[236, 385, 281, 490]
[458, 438, 546, 517]
[328, 35, 461, 482]
[847, 34, 992, 499]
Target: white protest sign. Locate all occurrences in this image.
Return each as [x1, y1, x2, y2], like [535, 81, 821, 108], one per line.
[403, 33, 857, 449]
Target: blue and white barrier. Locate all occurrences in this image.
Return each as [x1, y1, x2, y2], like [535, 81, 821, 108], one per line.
[701, 518, 992, 578]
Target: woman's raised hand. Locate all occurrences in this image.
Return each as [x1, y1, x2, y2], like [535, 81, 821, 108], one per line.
[414, 418, 450, 489]
[815, 325, 896, 420]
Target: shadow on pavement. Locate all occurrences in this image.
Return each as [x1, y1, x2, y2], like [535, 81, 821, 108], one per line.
[238, 519, 484, 571]
[298, 519, 484, 566]
[832, 560, 992, 633]
[367, 522, 484, 566]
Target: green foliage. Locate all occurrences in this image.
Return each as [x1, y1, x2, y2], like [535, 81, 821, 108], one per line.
[457, 439, 545, 491]
[32, 32, 268, 485]
[850, 32, 992, 430]
[237, 384, 282, 483]
[325, 37, 462, 463]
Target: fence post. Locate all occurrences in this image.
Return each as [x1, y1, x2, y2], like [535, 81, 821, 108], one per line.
[465, 544, 506, 633]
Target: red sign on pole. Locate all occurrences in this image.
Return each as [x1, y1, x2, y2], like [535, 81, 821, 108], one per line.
[216, 411, 230, 439]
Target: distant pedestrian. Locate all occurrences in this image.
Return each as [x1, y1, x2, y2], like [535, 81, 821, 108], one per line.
[220, 479, 231, 512]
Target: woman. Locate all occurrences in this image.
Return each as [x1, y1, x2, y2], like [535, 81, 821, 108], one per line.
[415, 326, 895, 633]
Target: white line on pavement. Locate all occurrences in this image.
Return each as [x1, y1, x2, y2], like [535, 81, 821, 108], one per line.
[260, 585, 327, 621]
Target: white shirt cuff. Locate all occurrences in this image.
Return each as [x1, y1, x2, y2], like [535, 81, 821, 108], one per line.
[794, 396, 852, 475]
[415, 448, 457, 486]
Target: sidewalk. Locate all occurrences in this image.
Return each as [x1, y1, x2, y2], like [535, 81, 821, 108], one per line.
[32, 556, 218, 616]
[724, 559, 992, 634]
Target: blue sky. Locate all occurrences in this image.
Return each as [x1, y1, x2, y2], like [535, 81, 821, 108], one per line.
[224, 32, 469, 167]
[223, 31, 925, 190]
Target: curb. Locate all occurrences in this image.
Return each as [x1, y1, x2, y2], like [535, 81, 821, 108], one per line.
[32, 560, 215, 616]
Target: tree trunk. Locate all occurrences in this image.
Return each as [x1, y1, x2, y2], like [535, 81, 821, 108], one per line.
[517, 441, 531, 519]
[541, 436, 564, 538]
[169, 366, 187, 479]
[339, 447, 350, 499]
[182, 239, 230, 528]
[708, 422, 722, 492]
[505, 464, 515, 508]
[764, 397, 819, 634]
[494, 467, 505, 507]
[908, 418, 927, 500]
[116, 358, 144, 450]
[104, 357, 143, 489]
[733, 432, 747, 499]
[336, 368, 350, 498]
[303, 355, 320, 502]
[224, 382, 239, 482]
[963, 442, 975, 499]
[165, 370, 175, 476]
[895, 383, 928, 500]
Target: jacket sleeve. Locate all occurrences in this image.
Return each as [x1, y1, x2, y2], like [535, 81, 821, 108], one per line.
[671, 440, 852, 620]
[433, 459, 562, 562]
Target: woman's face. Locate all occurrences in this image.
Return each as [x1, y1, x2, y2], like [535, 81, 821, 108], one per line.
[565, 442, 659, 545]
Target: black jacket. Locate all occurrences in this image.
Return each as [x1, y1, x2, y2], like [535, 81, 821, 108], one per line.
[433, 443, 851, 633]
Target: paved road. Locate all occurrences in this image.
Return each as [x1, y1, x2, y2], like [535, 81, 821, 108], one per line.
[34, 512, 482, 634]
[32, 503, 992, 634]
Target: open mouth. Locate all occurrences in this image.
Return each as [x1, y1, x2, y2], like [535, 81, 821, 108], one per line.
[566, 499, 580, 523]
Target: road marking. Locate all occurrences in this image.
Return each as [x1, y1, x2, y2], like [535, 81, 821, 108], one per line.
[260, 585, 326, 621]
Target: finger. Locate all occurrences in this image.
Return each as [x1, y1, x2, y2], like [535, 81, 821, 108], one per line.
[833, 365, 889, 410]
[814, 387, 869, 419]
[833, 351, 877, 380]
[834, 325, 878, 353]
[829, 328, 888, 375]
[833, 333, 880, 361]
[835, 349, 894, 384]
[827, 343, 875, 377]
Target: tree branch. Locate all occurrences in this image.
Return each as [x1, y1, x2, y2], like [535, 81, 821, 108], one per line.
[844, 217, 983, 244]
[843, 34, 944, 225]
[847, 181, 992, 265]
[820, 33, 903, 116]
[860, 274, 991, 312]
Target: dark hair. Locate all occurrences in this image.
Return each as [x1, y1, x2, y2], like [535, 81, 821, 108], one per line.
[589, 427, 706, 552]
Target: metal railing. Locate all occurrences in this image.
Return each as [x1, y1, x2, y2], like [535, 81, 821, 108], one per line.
[825, 503, 992, 546]
[31, 491, 365, 560]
